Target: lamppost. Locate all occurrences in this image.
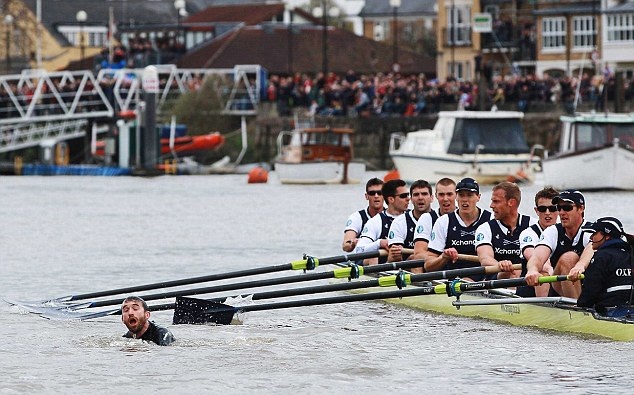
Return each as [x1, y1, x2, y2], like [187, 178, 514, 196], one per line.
[3, 14, 12, 75]
[174, 0, 186, 49]
[313, 3, 339, 78]
[76, 10, 87, 66]
[312, 4, 328, 77]
[450, 0, 455, 78]
[285, 3, 293, 75]
[390, 0, 401, 72]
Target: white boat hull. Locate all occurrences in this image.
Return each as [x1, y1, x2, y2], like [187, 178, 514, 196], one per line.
[542, 145, 634, 190]
[391, 153, 535, 185]
[274, 161, 366, 184]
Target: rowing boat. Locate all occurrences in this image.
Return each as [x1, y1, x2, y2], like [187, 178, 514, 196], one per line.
[354, 278, 634, 341]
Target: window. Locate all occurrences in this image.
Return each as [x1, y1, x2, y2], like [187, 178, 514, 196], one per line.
[448, 62, 465, 80]
[58, 25, 107, 47]
[373, 21, 387, 41]
[447, 6, 471, 45]
[542, 17, 566, 50]
[573, 16, 595, 48]
[607, 14, 634, 42]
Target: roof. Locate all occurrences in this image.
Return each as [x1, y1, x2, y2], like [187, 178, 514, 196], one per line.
[533, 4, 597, 16]
[177, 25, 436, 75]
[359, 0, 437, 17]
[185, 3, 284, 25]
[21, 0, 255, 45]
[604, 1, 634, 14]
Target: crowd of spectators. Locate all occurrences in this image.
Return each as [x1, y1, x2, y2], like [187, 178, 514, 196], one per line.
[265, 69, 634, 117]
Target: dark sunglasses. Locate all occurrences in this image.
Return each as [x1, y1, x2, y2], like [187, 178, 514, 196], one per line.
[557, 204, 575, 212]
[536, 205, 558, 213]
[395, 192, 410, 199]
[367, 190, 382, 196]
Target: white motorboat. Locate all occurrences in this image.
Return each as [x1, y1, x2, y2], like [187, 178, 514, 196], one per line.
[389, 110, 541, 184]
[542, 112, 634, 190]
[274, 127, 366, 184]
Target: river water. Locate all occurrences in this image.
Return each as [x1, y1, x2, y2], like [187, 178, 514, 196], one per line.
[1, 174, 634, 394]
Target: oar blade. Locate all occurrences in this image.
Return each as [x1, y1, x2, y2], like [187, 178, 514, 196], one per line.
[173, 296, 237, 325]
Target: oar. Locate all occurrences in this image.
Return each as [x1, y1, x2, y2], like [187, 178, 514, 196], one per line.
[36, 255, 480, 320]
[37, 258, 427, 320]
[173, 274, 575, 325]
[60, 252, 477, 311]
[15, 249, 405, 306]
[129, 258, 504, 314]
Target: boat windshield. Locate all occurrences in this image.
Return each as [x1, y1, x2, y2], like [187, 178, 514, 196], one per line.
[575, 123, 634, 150]
[301, 131, 346, 146]
[448, 118, 530, 154]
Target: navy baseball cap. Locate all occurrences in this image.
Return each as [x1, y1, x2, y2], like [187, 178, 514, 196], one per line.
[552, 189, 585, 206]
[582, 216, 625, 237]
[456, 177, 479, 194]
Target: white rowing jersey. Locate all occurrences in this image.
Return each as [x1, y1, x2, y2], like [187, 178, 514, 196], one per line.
[474, 214, 536, 262]
[355, 211, 399, 253]
[413, 210, 441, 243]
[388, 210, 419, 248]
[343, 207, 372, 236]
[519, 223, 547, 255]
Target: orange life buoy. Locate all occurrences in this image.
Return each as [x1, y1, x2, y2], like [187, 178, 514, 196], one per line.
[383, 168, 400, 182]
[247, 167, 268, 184]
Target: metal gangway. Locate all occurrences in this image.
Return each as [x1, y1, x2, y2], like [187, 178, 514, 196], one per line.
[0, 65, 264, 154]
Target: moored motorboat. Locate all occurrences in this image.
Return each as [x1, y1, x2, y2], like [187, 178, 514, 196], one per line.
[389, 110, 541, 184]
[274, 127, 366, 184]
[542, 112, 634, 190]
[95, 132, 225, 157]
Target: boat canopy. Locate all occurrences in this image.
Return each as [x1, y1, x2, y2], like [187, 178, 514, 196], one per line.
[448, 118, 530, 155]
[572, 122, 634, 151]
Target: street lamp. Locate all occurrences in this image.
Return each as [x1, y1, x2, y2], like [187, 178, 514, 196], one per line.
[4, 14, 13, 74]
[285, 3, 293, 75]
[313, 3, 339, 78]
[174, 0, 186, 48]
[450, 0, 455, 78]
[390, 0, 401, 72]
[312, 4, 327, 77]
[76, 10, 87, 66]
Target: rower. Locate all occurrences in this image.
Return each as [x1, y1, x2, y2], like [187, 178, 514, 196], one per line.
[475, 182, 535, 280]
[410, 177, 457, 272]
[386, 179, 434, 263]
[525, 189, 593, 298]
[516, 187, 560, 297]
[424, 177, 492, 280]
[122, 296, 175, 346]
[342, 177, 384, 252]
[577, 217, 634, 316]
[355, 179, 410, 265]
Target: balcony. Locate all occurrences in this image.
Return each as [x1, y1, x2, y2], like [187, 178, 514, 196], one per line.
[481, 23, 536, 62]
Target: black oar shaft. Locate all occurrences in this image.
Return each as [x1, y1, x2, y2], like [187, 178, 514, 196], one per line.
[165, 262, 507, 307]
[67, 250, 386, 301]
[206, 275, 572, 318]
[87, 259, 425, 309]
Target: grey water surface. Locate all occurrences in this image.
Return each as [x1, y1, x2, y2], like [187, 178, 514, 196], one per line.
[1, 174, 633, 394]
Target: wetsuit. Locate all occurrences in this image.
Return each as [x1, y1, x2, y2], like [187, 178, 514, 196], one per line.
[123, 321, 175, 346]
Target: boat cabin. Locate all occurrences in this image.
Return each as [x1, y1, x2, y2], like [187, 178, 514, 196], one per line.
[557, 113, 634, 155]
[435, 111, 531, 155]
[277, 127, 355, 164]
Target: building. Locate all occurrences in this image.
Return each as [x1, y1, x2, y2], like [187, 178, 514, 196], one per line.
[434, 0, 634, 81]
[359, 0, 437, 71]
